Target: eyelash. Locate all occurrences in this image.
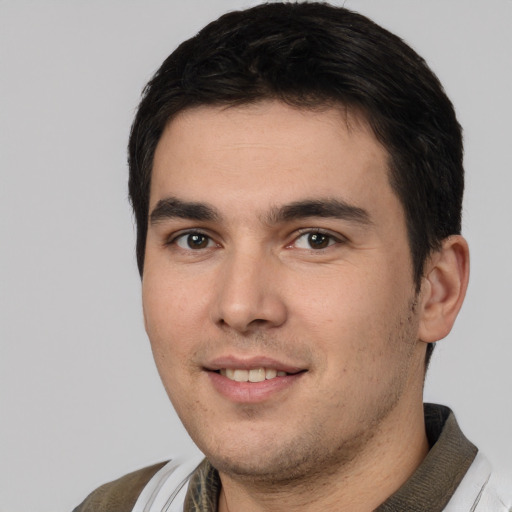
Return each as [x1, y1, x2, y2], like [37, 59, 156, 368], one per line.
[167, 228, 345, 251]
[168, 230, 217, 250]
[291, 229, 345, 250]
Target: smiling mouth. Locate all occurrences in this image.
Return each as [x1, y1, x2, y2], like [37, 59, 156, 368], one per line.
[216, 367, 303, 383]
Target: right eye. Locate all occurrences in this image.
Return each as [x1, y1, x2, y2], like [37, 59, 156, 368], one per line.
[173, 232, 217, 250]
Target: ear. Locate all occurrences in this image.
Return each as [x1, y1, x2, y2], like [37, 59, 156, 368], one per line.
[418, 235, 470, 343]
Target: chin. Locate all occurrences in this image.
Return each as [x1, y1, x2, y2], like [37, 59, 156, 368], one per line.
[199, 426, 352, 486]
[207, 449, 309, 483]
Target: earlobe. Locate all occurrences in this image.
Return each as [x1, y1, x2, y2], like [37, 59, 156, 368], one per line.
[418, 235, 470, 343]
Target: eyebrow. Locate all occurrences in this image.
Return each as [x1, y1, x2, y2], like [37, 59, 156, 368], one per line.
[266, 199, 372, 226]
[149, 196, 372, 226]
[149, 197, 219, 224]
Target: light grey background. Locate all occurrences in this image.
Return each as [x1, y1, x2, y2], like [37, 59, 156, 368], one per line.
[1, 1, 511, 511]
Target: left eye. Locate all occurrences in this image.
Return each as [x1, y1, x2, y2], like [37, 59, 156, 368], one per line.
[174, 232, 216, 250]
[293, 231, 339, 250]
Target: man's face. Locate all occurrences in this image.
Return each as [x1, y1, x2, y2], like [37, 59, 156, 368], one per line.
[143, 101, 427, 482]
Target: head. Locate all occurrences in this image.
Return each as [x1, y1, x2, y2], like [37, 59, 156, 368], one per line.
[130, 2, 468, 490]
[128, 3, 464, 367]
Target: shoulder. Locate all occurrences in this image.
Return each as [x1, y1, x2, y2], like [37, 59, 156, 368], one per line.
[444, 452, 512, 511]
[479, 471, 512, 512]
[72, 461, 168, 512]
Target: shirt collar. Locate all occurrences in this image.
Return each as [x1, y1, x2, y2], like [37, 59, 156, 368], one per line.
[184, 403, 477, 511]
[376, 403, 477, 511]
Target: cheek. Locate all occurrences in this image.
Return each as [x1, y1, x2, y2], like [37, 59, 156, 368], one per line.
[142, 284, 195, 402]
[296, 265, 415, 366]
[290, 268, 387, 333]
[144, 265, 205, 326]
[143, 276, 186, 355]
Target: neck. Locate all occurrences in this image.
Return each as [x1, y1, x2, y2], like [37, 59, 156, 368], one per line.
[218, 400, 429, 512]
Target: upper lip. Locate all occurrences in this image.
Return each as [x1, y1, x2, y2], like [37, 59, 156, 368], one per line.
[204, 355, 306, 374]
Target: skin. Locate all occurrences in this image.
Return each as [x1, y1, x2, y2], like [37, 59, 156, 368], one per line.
[142, 101, 469, 511]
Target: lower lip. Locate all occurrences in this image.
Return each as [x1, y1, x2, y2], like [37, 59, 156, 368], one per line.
[207, 371, 305, 403]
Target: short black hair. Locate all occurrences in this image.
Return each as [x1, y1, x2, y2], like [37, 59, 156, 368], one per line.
[128, 2, 464, 364]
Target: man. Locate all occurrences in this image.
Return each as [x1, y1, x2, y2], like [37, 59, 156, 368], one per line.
[74, 2, 510, 511]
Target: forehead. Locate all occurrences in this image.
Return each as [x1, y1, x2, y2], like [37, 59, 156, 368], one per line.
[151, 101, 393, 209]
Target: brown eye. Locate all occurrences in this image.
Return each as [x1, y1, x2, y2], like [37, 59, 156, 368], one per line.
[293, 231, 339, 250]
[307, 233, 331, 249]
[175, 232, 214, 250]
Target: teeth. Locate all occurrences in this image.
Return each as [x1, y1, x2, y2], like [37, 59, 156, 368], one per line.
[233, 369, 249, 382]
[265, 368, 277, 379]
[249, 368, 265, 382]
[219, 367, 288, 382]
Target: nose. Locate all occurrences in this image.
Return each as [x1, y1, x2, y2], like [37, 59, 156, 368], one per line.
[212, 249, 288, 334]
